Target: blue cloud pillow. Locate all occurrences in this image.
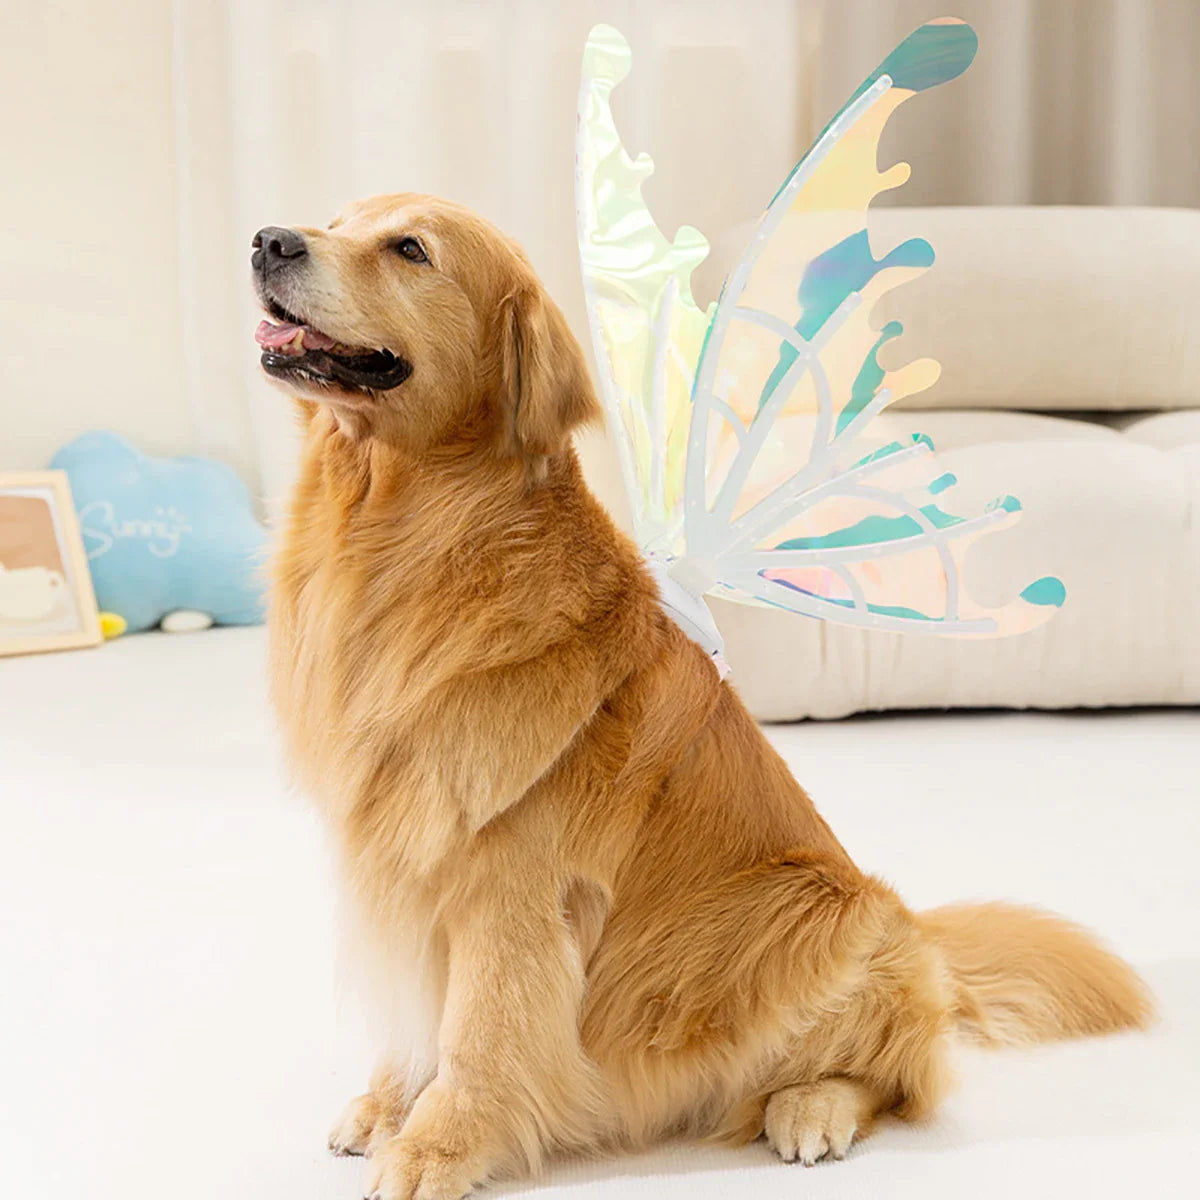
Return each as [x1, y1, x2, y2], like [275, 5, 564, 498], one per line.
[51, 432, 268, 633]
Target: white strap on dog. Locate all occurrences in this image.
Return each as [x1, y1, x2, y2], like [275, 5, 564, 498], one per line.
[645, 558, 731, 681]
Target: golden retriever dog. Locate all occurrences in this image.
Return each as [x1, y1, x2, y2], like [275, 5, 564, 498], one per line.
[252, 194, 1151, 1200]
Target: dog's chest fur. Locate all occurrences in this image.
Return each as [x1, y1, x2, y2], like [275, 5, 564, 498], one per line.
[268, 434, 500, 1073]
[267, 421, 676, 1087]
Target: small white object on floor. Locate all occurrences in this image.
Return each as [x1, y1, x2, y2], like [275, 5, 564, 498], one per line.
[160, 608, 215, 633]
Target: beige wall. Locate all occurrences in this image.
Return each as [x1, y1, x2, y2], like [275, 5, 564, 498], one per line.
[0, 1, 199, 472]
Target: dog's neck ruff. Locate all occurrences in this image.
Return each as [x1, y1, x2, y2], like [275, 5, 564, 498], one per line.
[644, 558, 730, 681]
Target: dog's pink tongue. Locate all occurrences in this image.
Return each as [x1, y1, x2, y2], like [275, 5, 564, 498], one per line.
[256, 320, 301, 350]
[255, 319, 337, 354]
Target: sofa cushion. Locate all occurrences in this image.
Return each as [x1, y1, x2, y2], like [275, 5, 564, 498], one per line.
[706, 208, 1200, 412]
[1120, 408, 1200, 450]
[716, 409, 1200, 719]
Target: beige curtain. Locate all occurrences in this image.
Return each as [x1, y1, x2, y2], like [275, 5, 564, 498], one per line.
[816, 0, 1200, 207]
[7, 0, 1196, 485]
[178, 0, 825, 506]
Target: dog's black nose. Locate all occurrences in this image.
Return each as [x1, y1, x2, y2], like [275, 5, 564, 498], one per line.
[252, 226, 307, 273]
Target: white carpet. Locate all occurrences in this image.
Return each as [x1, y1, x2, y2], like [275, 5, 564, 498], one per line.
[1, 627, 1196, 1199]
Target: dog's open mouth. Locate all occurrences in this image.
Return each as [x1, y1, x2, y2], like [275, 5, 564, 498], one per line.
[255, 302, 412, 392]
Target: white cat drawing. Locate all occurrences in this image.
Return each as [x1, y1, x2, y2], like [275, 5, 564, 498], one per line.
[0, 563, 69, 624]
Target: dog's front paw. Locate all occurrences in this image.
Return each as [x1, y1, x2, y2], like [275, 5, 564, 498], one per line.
[764, 1078, 871, 1166]
[330, 1079, 417, 1159]
[329, 1092, 383, 1158]
[363, 1134, 481, 1200]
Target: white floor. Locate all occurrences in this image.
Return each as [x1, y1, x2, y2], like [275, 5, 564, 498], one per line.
[1, 627, 1197, 1199]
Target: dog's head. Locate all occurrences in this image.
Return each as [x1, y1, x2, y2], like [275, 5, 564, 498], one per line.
[251, 193, 596, 455]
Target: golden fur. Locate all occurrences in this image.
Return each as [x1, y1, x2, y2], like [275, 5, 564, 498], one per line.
[261, 194, 1152, 1200]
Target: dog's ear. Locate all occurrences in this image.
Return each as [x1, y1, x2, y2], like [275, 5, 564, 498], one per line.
[499, 283, 599, 459]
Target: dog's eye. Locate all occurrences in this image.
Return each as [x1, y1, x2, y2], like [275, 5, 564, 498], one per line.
[393, 237, 428, 264]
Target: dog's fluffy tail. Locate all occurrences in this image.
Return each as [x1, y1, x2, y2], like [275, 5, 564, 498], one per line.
[920, 902, 1153, 1046]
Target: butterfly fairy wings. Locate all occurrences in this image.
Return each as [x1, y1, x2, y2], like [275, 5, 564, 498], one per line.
[575, 20, 1065, 663]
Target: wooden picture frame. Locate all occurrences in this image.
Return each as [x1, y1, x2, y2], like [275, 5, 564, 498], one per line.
[0, 470, 102, 656]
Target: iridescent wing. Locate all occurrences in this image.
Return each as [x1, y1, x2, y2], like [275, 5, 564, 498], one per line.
[683, 19, 1065, 635]
[576, 24, 712, 556]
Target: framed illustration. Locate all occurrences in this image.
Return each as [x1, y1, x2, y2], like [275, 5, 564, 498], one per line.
[0, 471, 102, 656]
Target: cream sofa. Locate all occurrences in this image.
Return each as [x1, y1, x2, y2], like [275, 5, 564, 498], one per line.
[682, 207, 1200, 720]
